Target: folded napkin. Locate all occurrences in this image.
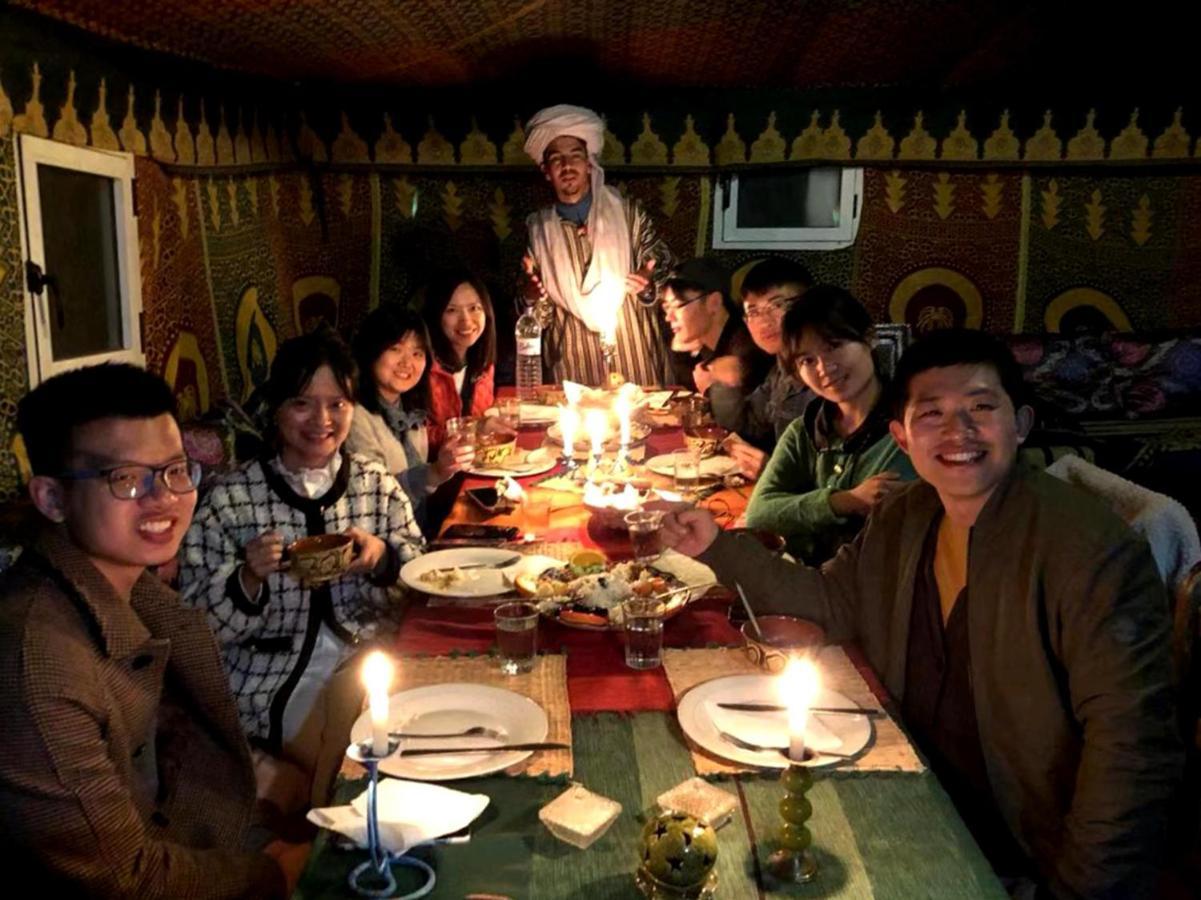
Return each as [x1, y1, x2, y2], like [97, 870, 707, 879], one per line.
[308, 778, 489, 853]
[519, 402, 560, 421]
[644, 391, 674, 410]
[705, 700, 843, 754]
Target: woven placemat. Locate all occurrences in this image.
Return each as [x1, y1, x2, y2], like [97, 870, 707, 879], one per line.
[662, 646, 925, 775]
[341, 653, 571, 779]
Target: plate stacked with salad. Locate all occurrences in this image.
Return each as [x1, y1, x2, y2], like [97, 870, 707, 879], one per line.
[515, 549, 716, 630]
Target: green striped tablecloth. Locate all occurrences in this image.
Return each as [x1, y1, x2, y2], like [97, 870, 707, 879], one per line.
[296, 712, 1006, 898]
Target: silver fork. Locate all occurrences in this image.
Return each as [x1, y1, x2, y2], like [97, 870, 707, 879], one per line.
[389, 725, 503, 740]
[717, 730, 854, 759]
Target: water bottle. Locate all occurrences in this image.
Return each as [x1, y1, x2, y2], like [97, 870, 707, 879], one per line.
[515, 299, 542, 401]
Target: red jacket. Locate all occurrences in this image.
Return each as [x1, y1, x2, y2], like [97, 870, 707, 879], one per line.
[427, 359, 495, 447]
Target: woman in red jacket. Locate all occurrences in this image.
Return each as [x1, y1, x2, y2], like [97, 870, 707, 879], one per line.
[421, 269, 497, 447]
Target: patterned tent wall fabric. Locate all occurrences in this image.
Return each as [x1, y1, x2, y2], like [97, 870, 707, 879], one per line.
[2, 13, 1201, 501]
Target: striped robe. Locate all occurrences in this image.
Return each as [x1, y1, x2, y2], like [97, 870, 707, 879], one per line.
[526, 195, 674, 387]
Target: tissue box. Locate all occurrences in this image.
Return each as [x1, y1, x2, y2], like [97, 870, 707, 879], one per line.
[539, 783, 622, 849]
[656, 777, 738, 828]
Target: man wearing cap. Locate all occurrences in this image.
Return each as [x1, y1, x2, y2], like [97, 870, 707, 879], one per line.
[521, 104, 674, 387]
[664, 256, 774, 431]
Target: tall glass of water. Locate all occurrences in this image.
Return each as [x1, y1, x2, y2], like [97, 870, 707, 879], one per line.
[494, 601, 539, 674]
[673, 448, 702, 497]
[624, 510, 664, 565]
[622, 598, 666, 670]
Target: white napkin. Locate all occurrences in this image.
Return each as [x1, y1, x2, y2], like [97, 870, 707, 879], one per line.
[307, 778, 489, 853]
[644, 391, 674, 410]
[518, 402, 560, 421]
[705, 701, 843, 754]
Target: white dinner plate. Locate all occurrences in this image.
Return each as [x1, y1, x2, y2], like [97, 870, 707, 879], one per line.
[677, 673, 873, 768]
[645, 451, 739, 480]
[465, 446, 557, 478]
[350, 683, 549, 781]
[484, 403, 560, 426]
[401, 548, 547, 598]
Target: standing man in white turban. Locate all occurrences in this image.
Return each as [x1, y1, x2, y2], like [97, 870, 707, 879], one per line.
[521, 104, 674, 387]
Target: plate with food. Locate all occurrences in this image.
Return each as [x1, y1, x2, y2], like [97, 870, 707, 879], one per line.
[516, 549, 716, 630]
[466, 446, 558, 478]
[644, 452, 740, 480]
[400, 547, 560, 598]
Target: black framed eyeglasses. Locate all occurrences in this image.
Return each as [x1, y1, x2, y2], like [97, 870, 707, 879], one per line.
[58, 459, 203, 500]
[744, 293, 802, 319]
[661, 292, 708, 315]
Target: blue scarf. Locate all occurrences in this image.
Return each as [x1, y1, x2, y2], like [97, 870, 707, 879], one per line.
[555, 192, 592, 227]
[380, 399, 427, 470]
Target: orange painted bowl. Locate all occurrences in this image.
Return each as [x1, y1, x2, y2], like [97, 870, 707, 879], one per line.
[474, 430, 518, 468]
[683, 424, 729, 458]
[287, 534, 354, 583]
[740, 615, 826, 673]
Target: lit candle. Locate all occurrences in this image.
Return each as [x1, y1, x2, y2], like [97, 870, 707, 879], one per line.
[782, 656, 821, 762]
[361, 651, 394, 757]
[559, 405, 580, 459]
[585, 408, 607, 461]
[614, 391, 632, 449]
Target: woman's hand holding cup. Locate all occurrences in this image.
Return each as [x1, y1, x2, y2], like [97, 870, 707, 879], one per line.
[240, 530, 286, 598]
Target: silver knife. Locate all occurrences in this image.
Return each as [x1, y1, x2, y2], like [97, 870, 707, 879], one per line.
[399, 741, 570, 756]
[717, 702, 882, 716]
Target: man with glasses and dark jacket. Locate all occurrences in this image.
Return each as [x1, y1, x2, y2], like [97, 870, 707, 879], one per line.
[664, 256, 773, 431]
[0, 364, 293, 898]
[722, 256, 815, 479]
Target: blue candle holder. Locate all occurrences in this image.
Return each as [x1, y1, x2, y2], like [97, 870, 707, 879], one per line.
[345, 739, 437, 898]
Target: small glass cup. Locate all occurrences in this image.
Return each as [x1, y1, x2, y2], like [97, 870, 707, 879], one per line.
[523, 490, 552, 530]
[445, 416, 480, 456]
[673, 448, 702, 496]
[622, 598, 666, 670]
[498, 397, 522, 430]
[624, 509, 664, 565]
[494, 601, 539, 674]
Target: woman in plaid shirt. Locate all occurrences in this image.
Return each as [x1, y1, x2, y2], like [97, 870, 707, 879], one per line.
[179, 328, 424, 813]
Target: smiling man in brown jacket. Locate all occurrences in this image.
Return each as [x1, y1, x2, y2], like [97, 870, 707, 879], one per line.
[664, 330, 1181, 899]
[0, 364, 288, 897]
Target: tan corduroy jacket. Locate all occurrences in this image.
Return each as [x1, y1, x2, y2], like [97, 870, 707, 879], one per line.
[0, 527, 285, 898]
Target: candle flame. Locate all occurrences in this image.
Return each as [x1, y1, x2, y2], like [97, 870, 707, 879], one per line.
[614, 392, 631, 448]
[594, 278, 626, 346]
[559, 404, 580, 456]
[781, 656, 821, 761]
[362, 651, 394, 693]
[585, 408, 607, 458]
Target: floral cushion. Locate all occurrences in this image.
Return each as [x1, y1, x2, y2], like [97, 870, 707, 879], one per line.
[1009, 332, 1201, 421]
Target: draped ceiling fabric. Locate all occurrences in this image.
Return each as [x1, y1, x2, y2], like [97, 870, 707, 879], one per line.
[0, 1, 1198, 501]
[1, 0, 1196, 172]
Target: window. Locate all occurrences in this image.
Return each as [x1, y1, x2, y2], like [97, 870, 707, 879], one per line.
[15, 134, 143, 386]
[713, 167, 863, 250]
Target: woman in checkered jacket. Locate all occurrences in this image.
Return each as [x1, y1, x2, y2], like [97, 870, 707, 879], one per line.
[179, 328, 424, 812]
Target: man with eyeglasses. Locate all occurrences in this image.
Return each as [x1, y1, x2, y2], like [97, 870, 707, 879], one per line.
[520, 104, 674, 387]
[664, 256, 773, 431]
[0, 364, 292, 897]
[723, 257, 816, 479]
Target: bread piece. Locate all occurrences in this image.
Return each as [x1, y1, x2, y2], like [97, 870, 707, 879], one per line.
[656, 777, 738, 828]
[539, 783, 622, 849]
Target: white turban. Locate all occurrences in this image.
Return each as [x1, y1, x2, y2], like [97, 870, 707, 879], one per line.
[524, 104, 605, 163]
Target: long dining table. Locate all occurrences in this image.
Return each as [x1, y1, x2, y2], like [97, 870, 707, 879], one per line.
[295, 393, 1007, 899]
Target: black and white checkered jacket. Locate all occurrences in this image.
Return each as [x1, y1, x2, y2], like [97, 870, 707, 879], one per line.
[178, 452, 424, 748]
